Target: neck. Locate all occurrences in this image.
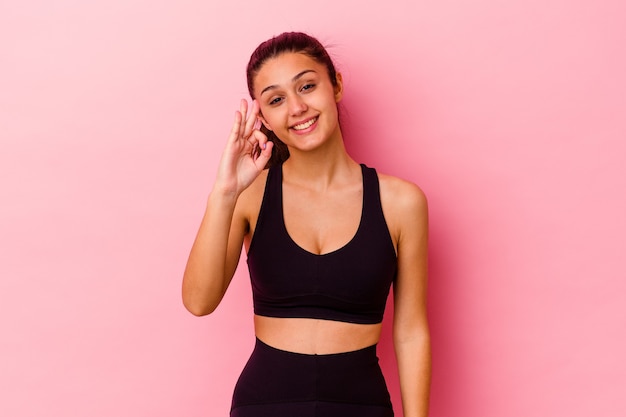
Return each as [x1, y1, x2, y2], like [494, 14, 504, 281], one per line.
[282, 137, 359, 190]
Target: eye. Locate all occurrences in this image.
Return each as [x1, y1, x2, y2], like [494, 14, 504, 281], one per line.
[269, 96, 283, 105]
[301, 83, 315, 92]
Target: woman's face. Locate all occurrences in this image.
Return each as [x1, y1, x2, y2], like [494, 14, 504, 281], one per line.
[253, 52, 343, 154]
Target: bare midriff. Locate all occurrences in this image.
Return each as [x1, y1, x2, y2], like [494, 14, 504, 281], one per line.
[254, 315, 383, 354]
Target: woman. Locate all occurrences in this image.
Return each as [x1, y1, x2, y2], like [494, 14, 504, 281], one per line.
[182, 32, 430, 417]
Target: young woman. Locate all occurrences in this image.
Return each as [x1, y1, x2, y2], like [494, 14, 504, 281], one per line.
[182, 32, 430, 417]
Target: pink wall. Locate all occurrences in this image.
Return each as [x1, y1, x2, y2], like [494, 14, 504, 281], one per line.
[2, 1, 625, 416]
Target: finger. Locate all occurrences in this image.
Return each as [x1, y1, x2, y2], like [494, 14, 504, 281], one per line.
[250, 129, 271, 163]
[239, 99, 249, 136]
[239, 99, 248, 119]
[254, 139, 274, 169]
[228, 110, 243, 144]
[250, 127, 268, 149]
[253, 116, 262, 131]
[243, 100, 260, 138]
[247, 128, 266, 148]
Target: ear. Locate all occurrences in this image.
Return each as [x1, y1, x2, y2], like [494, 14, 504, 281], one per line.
[334, 72, 344, 103]
[258, 113, 272, 131]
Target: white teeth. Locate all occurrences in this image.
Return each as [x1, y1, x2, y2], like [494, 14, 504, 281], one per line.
[293, 117, 317, 130]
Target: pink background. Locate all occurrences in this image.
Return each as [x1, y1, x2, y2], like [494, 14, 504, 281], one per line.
[2, 1, 625, 416]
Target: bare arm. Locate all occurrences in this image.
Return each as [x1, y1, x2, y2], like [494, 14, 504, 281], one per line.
[182, 100, 273, 316]
[383, 177, 431, 417]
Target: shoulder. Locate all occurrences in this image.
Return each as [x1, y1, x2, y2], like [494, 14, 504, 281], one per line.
[377, 171, 428, 216]
[375, 171, 428, 244]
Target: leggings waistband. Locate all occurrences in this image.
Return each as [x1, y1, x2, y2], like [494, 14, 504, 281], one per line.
[254, 337, 379, 358]
[231, 337, 393, 414]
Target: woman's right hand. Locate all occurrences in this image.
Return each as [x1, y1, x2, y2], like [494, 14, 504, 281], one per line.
[183, 100, 273, 316]
[214, 99, 274, 196]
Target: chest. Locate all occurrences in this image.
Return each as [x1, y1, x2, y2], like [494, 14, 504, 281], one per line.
[282, 182, 363, 256]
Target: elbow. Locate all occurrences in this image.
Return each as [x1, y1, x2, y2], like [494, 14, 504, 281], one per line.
[393, 320, 431, 346]
[181, 271, 228, 316]
[182, 293, 220, 317]
[183, 300, 217, 317]
[181, 275, 224, 316]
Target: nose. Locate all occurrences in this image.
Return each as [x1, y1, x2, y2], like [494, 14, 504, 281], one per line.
[288, 94, 307, 116]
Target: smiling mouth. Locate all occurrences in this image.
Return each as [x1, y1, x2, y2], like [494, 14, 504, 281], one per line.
[292, 117, 317, 131]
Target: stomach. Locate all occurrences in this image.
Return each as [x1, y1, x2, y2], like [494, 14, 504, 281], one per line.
[253, 315, 383, 354]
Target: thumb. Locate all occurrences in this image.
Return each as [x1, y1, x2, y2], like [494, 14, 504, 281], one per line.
[254, 140, 274, 169]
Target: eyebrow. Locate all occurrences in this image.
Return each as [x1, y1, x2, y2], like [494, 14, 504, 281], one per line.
[260, 69, 317, 97]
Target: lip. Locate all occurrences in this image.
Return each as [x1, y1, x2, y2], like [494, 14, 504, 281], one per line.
[289, 116, 318, 134]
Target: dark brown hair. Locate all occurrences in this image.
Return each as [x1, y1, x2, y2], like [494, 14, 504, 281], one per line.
[246, 32, 340, 167]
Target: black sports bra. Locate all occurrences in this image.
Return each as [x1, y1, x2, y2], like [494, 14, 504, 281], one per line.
[246, 164, 397, 324]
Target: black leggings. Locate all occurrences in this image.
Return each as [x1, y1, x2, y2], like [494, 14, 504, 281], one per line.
[231, 338, 394, 417]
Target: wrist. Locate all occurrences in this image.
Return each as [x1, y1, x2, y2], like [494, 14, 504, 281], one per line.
[207, 185, 240, 207]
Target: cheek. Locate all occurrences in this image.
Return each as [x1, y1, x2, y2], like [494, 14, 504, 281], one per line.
[257, 106, 272, 127]
[261, 109, 285, 130]
[261, 113, 276, 130]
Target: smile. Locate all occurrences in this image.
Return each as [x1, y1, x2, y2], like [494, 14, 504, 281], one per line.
[292, 117, 318, 131]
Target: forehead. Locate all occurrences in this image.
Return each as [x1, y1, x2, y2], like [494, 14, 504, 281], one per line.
[253, 52, 325, 93]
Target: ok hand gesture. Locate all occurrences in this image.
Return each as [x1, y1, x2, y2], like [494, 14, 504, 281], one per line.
[215, 99, 274, 196]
